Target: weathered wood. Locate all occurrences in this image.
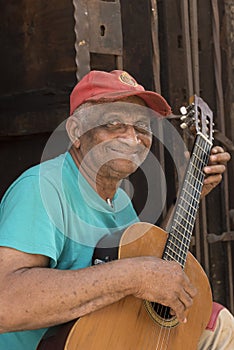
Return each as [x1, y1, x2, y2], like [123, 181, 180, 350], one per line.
[222, 1, 234, 211]
[0, 0, 76, 134]
[0, 0, 233, 312]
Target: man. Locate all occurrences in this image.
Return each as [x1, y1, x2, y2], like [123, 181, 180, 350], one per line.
[0, 70, 232, 349]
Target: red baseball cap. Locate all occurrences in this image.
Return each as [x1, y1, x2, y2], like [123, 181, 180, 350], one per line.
[70, 70, 171, 117]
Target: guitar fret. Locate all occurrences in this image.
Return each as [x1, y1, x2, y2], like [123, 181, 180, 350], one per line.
[193, 152, 206, 162]
[193, 148, 205, 156]
[175, 214, 195, 228]
[164, 106, 213, 269]
[184, 182, 202, 197]
[165, 241, 190, 256]
[167, 235, 189, 253]
[165, 245, 187, 260]
[178, 202, 196, 218]
[195, 142, 207, 153]
[163, 250, 186, 265]
[169, 230, 191, 247]
[173, 218, 193, 238]
[181, 190, 200, 208]
[186, 174, 203, 188]
[174, 213, 194, 228]
[179, 197, 197, 212]
[189, 162, 204, 175]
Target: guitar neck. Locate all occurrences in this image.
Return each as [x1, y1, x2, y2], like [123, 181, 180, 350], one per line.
[163, 132, 212, 268]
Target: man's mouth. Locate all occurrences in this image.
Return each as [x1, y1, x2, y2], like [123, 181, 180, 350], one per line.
[107, 147, 142, 160]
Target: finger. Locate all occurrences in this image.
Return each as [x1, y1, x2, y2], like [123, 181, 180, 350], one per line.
[184, 283, 197, 299]
[204, 164, 226, 175]
[172, 299, 187, 324]
[170, 309, 176, 316]
[209, 151, 231, 165]
[203, 174, 222, 185]
[210, 146, 224, 154]
[179, 289, 195, 311]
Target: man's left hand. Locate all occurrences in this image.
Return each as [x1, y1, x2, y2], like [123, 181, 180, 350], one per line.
[201, 146, 231, 198]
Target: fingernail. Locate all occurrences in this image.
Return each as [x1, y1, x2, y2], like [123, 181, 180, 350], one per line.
[183, 317, 187, 323]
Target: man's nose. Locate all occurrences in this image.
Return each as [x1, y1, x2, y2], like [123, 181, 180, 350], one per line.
[122, 124, 140, 144]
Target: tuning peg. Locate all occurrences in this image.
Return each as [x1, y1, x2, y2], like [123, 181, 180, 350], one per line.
[180, 106, 187, 115]
[180, 122, 188, 129]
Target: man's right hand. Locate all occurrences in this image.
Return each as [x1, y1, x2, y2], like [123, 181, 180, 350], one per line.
[131, 256, 197, 324]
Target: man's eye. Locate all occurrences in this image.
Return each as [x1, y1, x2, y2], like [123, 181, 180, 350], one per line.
[135, 122, 152, 133]
[105, 120, 123, 128]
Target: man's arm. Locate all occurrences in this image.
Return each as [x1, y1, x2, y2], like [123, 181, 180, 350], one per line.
[0, 246, 196, 333]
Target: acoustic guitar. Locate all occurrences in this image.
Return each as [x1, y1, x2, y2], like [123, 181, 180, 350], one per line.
[37, 95, 213, 350]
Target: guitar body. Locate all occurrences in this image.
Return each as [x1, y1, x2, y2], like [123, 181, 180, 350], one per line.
[50, 222, 212, 350]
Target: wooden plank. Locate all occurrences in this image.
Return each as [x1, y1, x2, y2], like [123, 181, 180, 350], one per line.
[120, 0, 154, 90]
[0, 0, 76, 97]
[0, 0, 77, 134]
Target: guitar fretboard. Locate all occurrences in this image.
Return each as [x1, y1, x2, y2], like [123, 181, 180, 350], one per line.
[163, 133, 212, 268]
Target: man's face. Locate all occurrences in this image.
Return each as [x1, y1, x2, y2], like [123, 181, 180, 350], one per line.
[77, 97, 153, 180]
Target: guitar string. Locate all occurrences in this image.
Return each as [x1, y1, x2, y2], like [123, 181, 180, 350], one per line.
[153, 249, 175, 350]
[143, 136, 211, 350]
[165, 136, 210, 266]
[155, 320, 170, 350]
[155, 310, 169, 350]
[175, 138, 209, 265]
[154, 270, 172, 350]
[163, 139, 207, 269]
[153, 135, 211, 350]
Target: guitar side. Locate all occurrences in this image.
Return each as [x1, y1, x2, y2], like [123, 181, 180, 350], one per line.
[62, 222, 212, 350]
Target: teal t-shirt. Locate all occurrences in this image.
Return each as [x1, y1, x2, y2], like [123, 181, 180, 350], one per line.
[0, 152, 139, 349]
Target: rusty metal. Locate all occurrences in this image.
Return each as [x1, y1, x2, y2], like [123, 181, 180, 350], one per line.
[87, 1, 122, 56]
[72, 0, 90, 81]
[72, 0, 123, 81]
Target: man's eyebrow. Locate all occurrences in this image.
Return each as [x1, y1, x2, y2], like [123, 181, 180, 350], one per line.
[97, 111, 124, 123]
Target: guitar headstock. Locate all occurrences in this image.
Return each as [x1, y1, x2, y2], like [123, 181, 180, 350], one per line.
[180, 95, 214, 143]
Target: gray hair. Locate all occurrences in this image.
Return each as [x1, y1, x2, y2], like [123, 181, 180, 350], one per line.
[71, 102, 95, 123]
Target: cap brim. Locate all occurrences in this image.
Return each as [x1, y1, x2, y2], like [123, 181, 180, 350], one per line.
[86, 90, 172, 117]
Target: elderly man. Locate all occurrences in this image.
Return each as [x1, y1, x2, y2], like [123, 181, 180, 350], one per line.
[0, 70, 232, 349]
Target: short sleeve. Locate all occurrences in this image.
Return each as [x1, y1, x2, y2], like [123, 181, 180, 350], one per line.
[0, 174, 65, 265]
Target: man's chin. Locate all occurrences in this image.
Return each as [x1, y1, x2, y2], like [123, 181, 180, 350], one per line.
[107, 159, 139, 178]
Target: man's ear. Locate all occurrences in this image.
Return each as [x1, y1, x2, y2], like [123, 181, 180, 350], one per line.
[66, 116, 81, 148]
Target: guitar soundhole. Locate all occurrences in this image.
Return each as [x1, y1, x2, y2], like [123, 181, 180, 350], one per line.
[144, 300, 179, 328]
[152, 303, 172, 319]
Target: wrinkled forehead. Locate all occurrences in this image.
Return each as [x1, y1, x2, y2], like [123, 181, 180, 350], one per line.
[76, 100, 156, 128]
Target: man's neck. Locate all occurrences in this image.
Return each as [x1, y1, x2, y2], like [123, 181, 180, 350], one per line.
[69, 146, 119, 201]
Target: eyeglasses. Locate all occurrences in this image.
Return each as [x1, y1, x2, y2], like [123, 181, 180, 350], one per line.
[101, 120, 152, 136]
